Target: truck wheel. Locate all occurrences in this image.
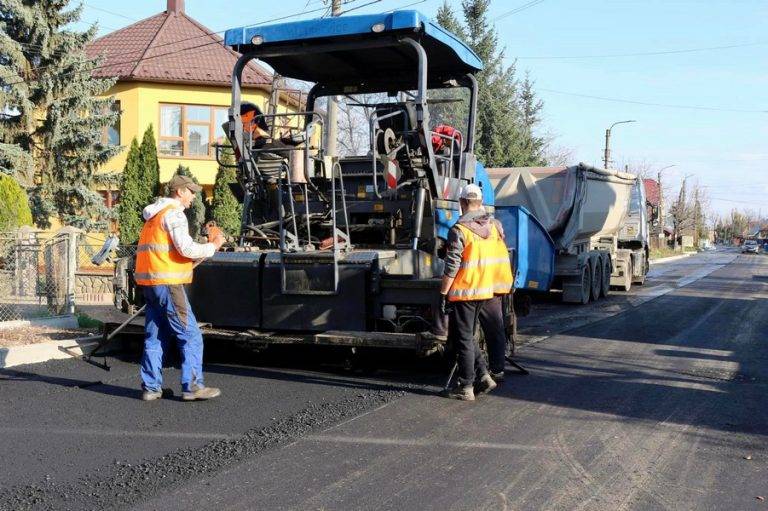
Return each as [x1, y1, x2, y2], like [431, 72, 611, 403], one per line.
[580, 264, 592, 304]
[623, 261, 633, 292]
[591, 259, 602, 302]
[600, 257, 611, 297]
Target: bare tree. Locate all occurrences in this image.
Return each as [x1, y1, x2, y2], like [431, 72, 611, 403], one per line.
[670, 179, 692, 249]
[617, 158, 654, 179]
[337, 97, 372, 157]
[543, 143, 575, 167]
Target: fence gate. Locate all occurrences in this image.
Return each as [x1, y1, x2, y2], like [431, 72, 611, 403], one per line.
[0, 230, 75, 322]
[43, 235, 73, 315]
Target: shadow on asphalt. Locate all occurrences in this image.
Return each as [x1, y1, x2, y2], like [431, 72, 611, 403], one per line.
[492, 256, 768, 438]
[0, 366, 142, 399]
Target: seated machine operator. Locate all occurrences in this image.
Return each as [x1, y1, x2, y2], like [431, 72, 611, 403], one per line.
[240, 101, 303, 153]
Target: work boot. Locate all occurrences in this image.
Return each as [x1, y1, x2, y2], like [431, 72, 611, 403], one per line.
[442, 384, 475, 401]
[474, 373, 498, 395]
[182, 385, 221, 401]
[141, 389, 162, 401]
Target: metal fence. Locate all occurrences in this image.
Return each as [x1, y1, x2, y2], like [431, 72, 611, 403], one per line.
[0, 229, 137, 321]
[0, 230, 74, 322]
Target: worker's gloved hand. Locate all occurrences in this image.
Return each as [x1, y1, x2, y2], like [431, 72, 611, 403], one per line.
[439, 294, 452, 316]
[212, 234, 226, 251]
[205, 222, 224, 243]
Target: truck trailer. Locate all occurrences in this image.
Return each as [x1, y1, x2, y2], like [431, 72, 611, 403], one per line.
[488, 165, 649, 304]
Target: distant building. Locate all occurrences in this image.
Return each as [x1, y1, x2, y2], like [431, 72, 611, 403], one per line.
[643, 179, 661, 224]
[86, 0, 298, 203]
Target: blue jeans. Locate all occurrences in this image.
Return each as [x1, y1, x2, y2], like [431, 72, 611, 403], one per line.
[141, 285, 204, 393]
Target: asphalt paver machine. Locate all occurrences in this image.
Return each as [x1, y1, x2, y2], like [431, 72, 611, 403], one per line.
[115, 10, 509, 354]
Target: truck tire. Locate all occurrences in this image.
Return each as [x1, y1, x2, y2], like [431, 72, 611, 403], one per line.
[590, 257, 602, 302]
[600, 256, 611, 297]
[623, 260, 633, 292]
[580, 264, 592, 304]
[632, 256, 646, 285]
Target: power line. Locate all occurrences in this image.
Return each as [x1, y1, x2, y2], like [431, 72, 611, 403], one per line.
[710, 196, 768, 206]
[81, 3, 139, 23]
[337, 0, 383, 16]
[495, 0, 546, 21]
[512, 40, 768, 60]
[538, 87, 768, 114]
[386, 0, 428, 12]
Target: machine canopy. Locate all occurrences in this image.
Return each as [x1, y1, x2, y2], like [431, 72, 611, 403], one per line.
[224, 10, 483, 93]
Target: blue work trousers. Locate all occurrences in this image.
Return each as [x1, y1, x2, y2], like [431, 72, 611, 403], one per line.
[140, 284, 204, 393]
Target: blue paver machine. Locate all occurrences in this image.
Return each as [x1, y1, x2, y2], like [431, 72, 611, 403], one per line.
[179, 11, 512, 353]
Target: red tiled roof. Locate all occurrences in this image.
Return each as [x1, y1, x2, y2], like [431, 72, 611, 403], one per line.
[86, 9, 271, 89]
[644, 178, 660, 207]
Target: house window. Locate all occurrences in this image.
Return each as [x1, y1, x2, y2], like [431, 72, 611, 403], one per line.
[158, 104, 229, 158]
[99, 190, 120, 209]
[103, 100, 121, 146]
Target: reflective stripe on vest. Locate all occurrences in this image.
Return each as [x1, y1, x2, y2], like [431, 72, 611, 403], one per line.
[448, 222, 514, 302]
[134, 205, 194, 286]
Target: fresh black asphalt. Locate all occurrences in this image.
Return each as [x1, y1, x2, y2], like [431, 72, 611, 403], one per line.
[1, 249, 766, 510]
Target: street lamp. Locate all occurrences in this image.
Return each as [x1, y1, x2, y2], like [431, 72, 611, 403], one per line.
[603, 120, 636, 169]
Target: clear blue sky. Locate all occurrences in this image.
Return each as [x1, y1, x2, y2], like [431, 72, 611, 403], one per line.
[77, 0, 768, 219]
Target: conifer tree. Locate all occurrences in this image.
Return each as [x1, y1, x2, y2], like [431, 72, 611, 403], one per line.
[167, 165, 205, 239]
[211, 151, 242, 238]
[0, 174, 33, 232]
[116, 138, 144, 244]
[435, 0, 546, 167]
[138, 124, 160, 200]
[0, 1, 120, 229]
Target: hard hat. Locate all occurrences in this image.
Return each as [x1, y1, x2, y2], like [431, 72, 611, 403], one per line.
[459, 183, 483, 200]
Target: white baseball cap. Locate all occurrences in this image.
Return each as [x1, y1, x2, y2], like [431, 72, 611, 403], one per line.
[459, 183, 483, 200]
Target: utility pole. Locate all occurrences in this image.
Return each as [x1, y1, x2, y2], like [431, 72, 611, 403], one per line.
[603, 120, 636, 169]
[325, 0, 342, 157]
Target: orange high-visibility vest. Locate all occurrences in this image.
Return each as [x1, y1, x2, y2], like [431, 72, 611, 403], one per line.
[447, 222, 513, 302]
[134, 205, 194, 286]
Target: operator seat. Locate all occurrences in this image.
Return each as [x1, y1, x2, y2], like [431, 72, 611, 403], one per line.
[373, 101, 420, 177]
[374, 101, 417, 136]
[240, 102, 291, 180]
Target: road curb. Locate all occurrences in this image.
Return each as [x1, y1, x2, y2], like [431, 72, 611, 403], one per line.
[649, 252, 696, 265]
[0, 336, 100, 369]
[0, 315, 79, 331]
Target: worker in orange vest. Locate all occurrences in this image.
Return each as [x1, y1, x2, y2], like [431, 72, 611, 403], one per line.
[440, 184, 514, 401]
[240, 101, 303, 150]
[135, 174, 225, 402]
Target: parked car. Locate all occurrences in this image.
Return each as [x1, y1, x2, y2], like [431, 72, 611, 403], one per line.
[742, 239, 759, 254]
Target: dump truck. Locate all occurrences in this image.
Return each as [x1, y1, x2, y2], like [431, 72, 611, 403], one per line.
[488, 165, 649, 304]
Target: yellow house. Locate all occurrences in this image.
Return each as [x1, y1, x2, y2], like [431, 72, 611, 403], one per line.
[86, 0, 297, 201]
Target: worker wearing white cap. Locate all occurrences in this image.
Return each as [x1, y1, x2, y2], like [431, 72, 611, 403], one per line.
[439, 183, 513, 401]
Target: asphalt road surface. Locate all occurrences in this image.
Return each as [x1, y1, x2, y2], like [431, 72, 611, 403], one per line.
[1, 248, 766, 510]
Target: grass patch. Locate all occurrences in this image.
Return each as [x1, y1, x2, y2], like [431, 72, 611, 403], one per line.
[76, 313, 103, 329]
[649, 247, 677, 260]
